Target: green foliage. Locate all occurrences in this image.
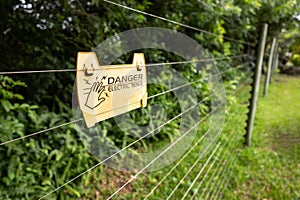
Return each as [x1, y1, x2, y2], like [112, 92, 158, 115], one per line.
[276, 20, 300, 70]
[291, 54, 300, 66]
[0, 76, 97, 199]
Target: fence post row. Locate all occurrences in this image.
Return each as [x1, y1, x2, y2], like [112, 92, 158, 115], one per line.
[245, 23, 268, 147]
[263, 37, 276, 96]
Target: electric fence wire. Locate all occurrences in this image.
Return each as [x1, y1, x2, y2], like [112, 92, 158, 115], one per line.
[188, 152, 218, 199]
[103, 0, 254, 46]
[193, 130, 241, 199]
[106, 102, 224, 200]
[200, 116, 246, 199]
[164, 93, 247, 200]
[179, 110, 241, 200]
[182, 110, 243, 200]
[189, 109, 244, 200]
[208, 118, 245, 200]
[196, 92, 247, 199]
[143, 102, 244, 200]
[199, 113, 245, 199]
[209, 153, 238, 200]
[196, 144, 237, 200]
[213, 154, 238, 200]
[143, 117, 224, 199]
[166, 107, 241, 200]
[166, 143, 221, 200]
[181, 141, 223, 200]
[38, 88, 224, 200]
[0, 54, 248, 75]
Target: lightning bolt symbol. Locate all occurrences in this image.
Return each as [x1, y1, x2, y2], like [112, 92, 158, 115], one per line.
[83, 79, 91, 85]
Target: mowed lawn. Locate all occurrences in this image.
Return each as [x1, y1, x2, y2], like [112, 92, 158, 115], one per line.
[224, 74, 300, 200]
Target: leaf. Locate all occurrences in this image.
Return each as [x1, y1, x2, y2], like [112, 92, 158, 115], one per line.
[28, 109, 38, 123]
[29, 105, 39, 110]
[0, 99, 13, 112]
[42, 178, 52, 186]
[7, 156, 18, 182]
[8, 170, 15, 181]
[13, 94, 24, 100]
[65, 184, 81, 198]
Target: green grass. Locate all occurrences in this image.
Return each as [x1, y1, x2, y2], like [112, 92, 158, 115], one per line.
[224, 74, 300, 200]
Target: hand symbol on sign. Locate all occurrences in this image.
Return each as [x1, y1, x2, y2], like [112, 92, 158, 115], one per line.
[85, 81, 106, 109]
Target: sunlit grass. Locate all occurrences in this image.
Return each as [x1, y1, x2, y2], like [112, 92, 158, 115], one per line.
[224, 74, 300, 200]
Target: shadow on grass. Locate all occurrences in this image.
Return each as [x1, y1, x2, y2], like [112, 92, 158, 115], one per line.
[272, 132, 300, 150]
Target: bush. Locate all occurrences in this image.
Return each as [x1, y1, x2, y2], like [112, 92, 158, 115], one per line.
[291, 54, 300, 66]
[0, 76, 96, 199]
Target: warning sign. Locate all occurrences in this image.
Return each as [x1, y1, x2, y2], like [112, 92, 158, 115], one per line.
[76, 52, 148, 128]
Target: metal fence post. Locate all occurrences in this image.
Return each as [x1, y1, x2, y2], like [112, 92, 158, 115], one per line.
[245, 24, 268, 146]
[263, 38, 276, 96]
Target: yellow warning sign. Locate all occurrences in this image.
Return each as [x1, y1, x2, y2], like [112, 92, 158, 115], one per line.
[76, 52, 148, 128]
